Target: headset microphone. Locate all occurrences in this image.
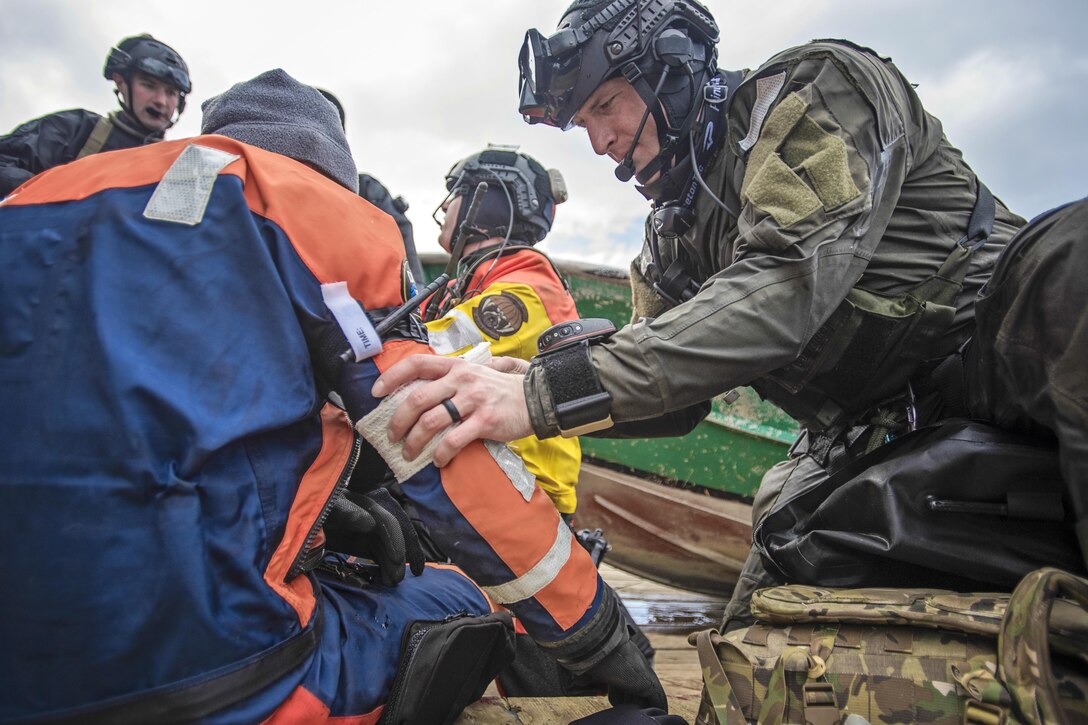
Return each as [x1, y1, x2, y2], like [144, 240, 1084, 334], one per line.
[614, 156, 635, 182]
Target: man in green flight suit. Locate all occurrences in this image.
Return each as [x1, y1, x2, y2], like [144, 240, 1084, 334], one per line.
[372, 0, 1086, 635]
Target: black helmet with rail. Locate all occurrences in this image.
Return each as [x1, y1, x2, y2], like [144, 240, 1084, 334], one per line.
[518, 0, 719, 181]
[438, 145, 567, 245]
[103, 34, 191, 114]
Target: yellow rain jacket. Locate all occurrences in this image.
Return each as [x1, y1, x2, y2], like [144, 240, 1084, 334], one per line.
[427, 245, 582, 514]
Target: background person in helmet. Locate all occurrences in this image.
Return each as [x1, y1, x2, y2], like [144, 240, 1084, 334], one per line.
[373, 0, 1085, 627]
[424, 145, 583, 518]
[0, 33, 190, 198]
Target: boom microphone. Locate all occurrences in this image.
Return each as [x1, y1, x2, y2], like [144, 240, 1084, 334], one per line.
[614, 157, 635, 182]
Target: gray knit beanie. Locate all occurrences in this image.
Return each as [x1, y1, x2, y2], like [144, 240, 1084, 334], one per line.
[201, 69, 358, 193]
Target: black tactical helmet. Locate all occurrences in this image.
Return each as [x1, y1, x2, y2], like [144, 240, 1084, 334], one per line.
[104, 34, 191, 112]
[441, 146, 567, 245]
[518, 0, 718, 176]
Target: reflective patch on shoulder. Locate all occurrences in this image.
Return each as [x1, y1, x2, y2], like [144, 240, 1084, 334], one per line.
[321, 281, 382, 362]
[739, 71, 787, 153]
[485, 440, 536, 502]
[143, 143, 239, 225]
[429, 308, 485, 355]
[482, 520, 573, 605]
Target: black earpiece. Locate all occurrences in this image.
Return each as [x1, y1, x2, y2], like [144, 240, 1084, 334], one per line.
[652, 203, 696, 240]
[654, 29, 695, 67]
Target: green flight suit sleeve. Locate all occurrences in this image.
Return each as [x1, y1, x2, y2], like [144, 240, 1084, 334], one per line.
[526, 44, 929, 435]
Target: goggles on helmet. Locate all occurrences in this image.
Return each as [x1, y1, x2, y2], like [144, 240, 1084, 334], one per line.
[518, 7, 625, 131]
[130, 55, 191, 94]
[518, 0, 719, 131]
[105, 36, 191, 94]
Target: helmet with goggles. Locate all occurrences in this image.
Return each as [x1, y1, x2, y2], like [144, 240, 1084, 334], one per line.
[437, 145, 567, 245]
[104, 34, 191, 115]
[518, 0, 718, 181]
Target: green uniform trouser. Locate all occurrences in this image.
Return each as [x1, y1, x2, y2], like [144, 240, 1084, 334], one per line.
[723, 198, 1088, 631]
[720, 453, 825, 630]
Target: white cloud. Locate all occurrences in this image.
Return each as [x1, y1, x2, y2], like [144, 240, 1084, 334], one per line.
[2, 0, 1086, 259]
[911, 48, 1045, 133]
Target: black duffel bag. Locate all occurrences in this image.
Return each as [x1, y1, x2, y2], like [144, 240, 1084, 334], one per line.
[754, 419, 1085, 590]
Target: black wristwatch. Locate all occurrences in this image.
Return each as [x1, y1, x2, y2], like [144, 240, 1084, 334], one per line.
[534, 318, 616, 437]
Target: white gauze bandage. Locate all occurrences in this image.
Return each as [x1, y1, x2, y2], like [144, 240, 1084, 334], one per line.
[356, 342, 492, 481]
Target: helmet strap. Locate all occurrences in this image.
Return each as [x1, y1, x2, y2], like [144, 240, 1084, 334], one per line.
[615, 63, 672, 182]
[633, 65, 713, 185]
[113, 72, 181, 135]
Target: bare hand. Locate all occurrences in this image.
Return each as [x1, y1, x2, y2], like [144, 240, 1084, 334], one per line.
[489, 356, 530, 375]
[372, 355, 533, 467]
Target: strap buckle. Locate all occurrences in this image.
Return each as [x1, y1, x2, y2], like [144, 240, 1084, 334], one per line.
[963, 700, 1007, 725]
[802, 681, 839, 725]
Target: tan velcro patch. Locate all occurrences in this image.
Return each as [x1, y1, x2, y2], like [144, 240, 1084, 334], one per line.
[782, 115, 861, 210]
[744, 152, 822, 228]
[741, 92, 808, 200]
[741, 91, 861, 228]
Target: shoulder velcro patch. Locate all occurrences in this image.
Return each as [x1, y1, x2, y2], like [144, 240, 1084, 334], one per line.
[472, 292, 528, 338]
[741, 92, 861, 229]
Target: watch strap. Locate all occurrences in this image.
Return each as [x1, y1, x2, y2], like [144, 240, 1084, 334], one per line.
[539, 342, 613, 436]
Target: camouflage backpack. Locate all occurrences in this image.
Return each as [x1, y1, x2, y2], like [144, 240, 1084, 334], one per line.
[692, 567, 1088, 725]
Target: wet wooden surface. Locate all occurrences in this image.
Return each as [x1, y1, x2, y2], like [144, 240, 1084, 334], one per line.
[456, 563, 727, 724]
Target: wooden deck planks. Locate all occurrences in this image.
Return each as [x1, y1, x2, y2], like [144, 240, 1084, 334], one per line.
[456, 563, 720, 723]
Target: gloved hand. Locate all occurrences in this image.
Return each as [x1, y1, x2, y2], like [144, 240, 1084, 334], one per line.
[323, 487, 425, 586]
[583, 627, 668, 711]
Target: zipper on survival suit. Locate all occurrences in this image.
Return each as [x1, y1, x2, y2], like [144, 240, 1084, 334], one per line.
[287, 431, 363, 580]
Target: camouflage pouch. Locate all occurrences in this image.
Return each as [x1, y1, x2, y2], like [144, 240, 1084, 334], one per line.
[691, 567, 1088, 725]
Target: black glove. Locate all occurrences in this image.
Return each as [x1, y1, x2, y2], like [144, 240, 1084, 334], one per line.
[583, 627, 667, 711]
[323, 487, 425, 586]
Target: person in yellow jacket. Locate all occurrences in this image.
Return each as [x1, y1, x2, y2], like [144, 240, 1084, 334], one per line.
[424, 146, 582, 517]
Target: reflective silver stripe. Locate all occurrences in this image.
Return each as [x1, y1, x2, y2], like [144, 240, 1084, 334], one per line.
[485, 440, 536, 502]
[482, 519, 573, 605]
[739, 71, 786, 152]
[429, 309, 485, 355]
[143, 143, 239, 225]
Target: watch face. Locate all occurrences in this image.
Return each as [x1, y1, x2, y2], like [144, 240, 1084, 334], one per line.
[472, 292, 528, 339]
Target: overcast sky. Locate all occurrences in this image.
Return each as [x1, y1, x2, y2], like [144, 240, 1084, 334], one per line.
[2, 0, 1085, 267]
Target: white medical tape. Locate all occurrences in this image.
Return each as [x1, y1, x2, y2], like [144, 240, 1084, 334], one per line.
[428, 309, 485, 355]
[356, 380, 450, 482]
